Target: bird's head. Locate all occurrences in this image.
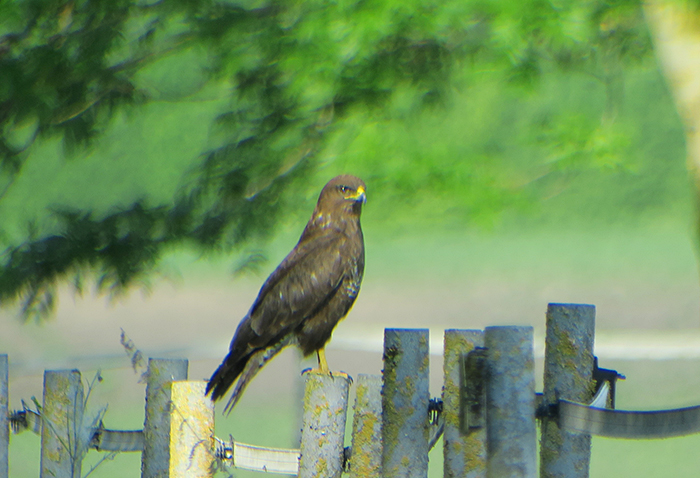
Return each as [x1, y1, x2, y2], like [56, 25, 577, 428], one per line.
[317, 175, 366, 218]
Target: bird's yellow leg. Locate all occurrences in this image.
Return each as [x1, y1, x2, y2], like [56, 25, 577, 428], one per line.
[301, 347, 350, 380]
[317, 347, 330, 374]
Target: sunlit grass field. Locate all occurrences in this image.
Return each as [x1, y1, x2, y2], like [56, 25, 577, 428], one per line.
[4, 225, 700, 477]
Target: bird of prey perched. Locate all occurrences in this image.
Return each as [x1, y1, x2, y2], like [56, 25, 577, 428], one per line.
[206, 175, 366, 413]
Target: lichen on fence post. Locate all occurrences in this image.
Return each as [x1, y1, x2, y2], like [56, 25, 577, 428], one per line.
[348, 373, 382, 478]
[540, 303, 596, 478]
[443, 330, 486, 478]
[142, 358, 189, 478]
[0, 354, 8, 477]
[382, 328, 430, 478]
[484, 326, 536, 478]
[169, 381, 214, 478]
[298, 371, 351, 478]
[40, 369, 84, 478]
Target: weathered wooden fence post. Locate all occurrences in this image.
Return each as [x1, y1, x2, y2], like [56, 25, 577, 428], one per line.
[484, 326, 536, 478]
[443, 330, 486, 478]
[299, 371, 351, 478]
[142, 358, 189, 478]
[348, 373, 383, 478]
[169, 381, 214, 477]
[540, 303, 596, 478]
[0, 354, 8, 478]
[40, 369, 84, 478]
[382, 328, 430, 478]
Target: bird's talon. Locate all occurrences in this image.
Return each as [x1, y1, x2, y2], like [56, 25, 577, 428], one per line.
[302, 367, 330, 376]
[332, 371, 353, 384]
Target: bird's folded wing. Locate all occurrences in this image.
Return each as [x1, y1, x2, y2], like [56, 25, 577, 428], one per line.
[247, 232, 348, 337]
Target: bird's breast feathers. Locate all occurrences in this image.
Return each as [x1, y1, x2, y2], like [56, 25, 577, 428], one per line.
[343, 258, 363, 299]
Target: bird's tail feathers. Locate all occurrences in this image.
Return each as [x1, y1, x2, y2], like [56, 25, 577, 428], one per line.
[222, 338, 291, 415]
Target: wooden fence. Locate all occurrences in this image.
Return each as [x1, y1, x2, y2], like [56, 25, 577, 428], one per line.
[1, 302, 698, 477]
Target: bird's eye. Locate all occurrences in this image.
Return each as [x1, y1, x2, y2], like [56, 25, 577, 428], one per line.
[338, 185, 350, 194]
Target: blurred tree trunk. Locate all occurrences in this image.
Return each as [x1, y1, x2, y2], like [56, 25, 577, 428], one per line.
[644, 2, 700, 236]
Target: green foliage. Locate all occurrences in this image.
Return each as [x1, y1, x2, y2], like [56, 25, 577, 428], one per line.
[322, 64, 686, 231]
[0, 0, 685, 320]
[0, 0, 468, 318]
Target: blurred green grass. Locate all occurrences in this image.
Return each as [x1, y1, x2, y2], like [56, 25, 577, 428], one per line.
[5, 223, 700, 476]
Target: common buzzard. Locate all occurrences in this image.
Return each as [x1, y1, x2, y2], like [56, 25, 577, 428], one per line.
[206, 175, 366, 412]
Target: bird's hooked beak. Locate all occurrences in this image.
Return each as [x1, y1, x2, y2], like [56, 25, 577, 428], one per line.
[352, 185, 367, 204]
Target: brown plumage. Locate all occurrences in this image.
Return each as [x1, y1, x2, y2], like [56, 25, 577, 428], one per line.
[206, 175, 366, 413]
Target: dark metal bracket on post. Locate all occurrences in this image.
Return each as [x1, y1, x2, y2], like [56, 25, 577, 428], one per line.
[593, 357, 625, 409]
[535, 358, 625, 420]
[428, 397, 444, 451]
[459, 347, 487, 434]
